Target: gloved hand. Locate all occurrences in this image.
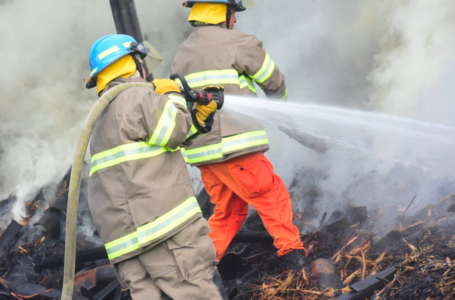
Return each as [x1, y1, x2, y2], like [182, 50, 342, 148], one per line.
[152, 79, 181, 95]
[202, 85, 224, 93]
[196, 101, 217, 126]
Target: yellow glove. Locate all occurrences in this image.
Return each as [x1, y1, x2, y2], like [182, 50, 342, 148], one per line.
[202, 85, 224, 91]
[153, 79, 181, 95]
[196, 101, 217, 125]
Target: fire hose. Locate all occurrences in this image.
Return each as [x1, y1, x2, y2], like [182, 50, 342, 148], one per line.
[62, 77, 224, 300]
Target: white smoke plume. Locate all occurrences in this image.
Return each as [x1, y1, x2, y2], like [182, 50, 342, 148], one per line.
[0, 0, 188, 221]
[237, 0, 455, 125]
[0, 0, 454, 235]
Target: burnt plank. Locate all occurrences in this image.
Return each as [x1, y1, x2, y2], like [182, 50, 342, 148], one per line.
[0, 220, 24, 259]
[93, 279, 120, 300]
[35, 246, 108, 271]
[277, 124, 327, 153]
[373, 230, 403, 253]
[335, 267, 398, 300]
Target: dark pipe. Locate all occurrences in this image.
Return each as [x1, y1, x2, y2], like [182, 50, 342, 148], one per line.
[124, 0, 144, 43]
[110, 0, 125, 34]
[117, 0, 143, 43]
[109, 0, 152, 80]
[118, 0, 135, 39]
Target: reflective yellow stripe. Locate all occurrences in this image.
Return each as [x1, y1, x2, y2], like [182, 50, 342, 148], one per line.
[188, 124, 198, 137]
[104, 197, 201, 261]
[105, 232, 139, 261]
[123, 42, 132, 48]
[98, 45, 120, 60]
[149, 101, 178, 146]
[185, 143, 223, 164]
[137, 197, 201, 245]
[239, 75, 257, 93]
[183, 130, 269, 164]
[90, 142, 170, 176]
[168, 94, 186, 107]
[252, 53, 276, 84]
[280, 89, 288, 101]
[222, 130, 269, 153]
[181, 149, 189, 163]
[90, 67, 98, 77]
[187, 124, 203, 141]
[185, 69, 240, 88]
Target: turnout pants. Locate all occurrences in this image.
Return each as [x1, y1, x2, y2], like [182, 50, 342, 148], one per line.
[114, 218, 226, 300]
[199, 152, 304, 260]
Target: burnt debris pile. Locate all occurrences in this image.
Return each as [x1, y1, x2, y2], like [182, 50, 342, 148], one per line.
[0, 167, 454, 299]
[220, 193, 455, 300]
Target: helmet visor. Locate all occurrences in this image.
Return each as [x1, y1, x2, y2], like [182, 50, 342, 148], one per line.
[241, 0, 255, 10]
[130, 41, 163, 75]
[142, 41, 163, 74]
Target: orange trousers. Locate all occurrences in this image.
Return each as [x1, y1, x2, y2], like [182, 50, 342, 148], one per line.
[199, 152, 304, 260]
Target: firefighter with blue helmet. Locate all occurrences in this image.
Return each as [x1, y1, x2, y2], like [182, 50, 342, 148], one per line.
[86, 34, 227, 300]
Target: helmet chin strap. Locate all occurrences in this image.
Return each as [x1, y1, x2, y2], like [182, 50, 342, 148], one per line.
[132, 54, 145, 79]
[226, 7, 232, 29]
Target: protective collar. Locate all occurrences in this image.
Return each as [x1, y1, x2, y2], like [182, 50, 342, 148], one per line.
[188, 3, 227, 24]
[96, 55, 137, 94]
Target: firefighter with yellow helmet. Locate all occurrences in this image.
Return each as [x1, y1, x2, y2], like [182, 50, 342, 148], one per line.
[172, 0, 308, 271]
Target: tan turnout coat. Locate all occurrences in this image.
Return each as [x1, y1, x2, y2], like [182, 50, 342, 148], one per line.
[172, 24, 287, 166]
[88, 77, 201, 264]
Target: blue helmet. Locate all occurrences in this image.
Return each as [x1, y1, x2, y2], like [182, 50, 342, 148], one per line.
[88, 34, 138, 81]
[86, 34, 163, 88]
[183, 0, 255, 12]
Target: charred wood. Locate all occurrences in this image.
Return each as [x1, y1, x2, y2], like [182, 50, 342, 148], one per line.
[196, 188, 215, 220]
[93, 279, 121, 300]
[277, 124, 327, 153]
[310, 258, 343, 289]
[0, 220, 24, 260]
[372, 230, 403, 253]
[218, 253, 251, 280]
[335, 267, 397, 300]
[13, 282, 62, 299]
[347, 206, 368, 224]
[231, 231, 273, 244]
[35, 246, 108, 272]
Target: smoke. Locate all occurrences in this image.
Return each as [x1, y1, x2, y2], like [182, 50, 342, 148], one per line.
[0, 0, 188, 221]
[237, 0, 455, 125]
[227, 97, 455, 235]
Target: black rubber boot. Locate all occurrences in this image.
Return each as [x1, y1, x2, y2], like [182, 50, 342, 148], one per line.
[212, 267, 229, 300]
[282, 249, 307, 272]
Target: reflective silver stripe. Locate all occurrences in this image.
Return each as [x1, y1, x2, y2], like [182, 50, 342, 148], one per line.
[168, 94, 186, 106]
[186, 146, 223, 160]
[155, 104, 177, 145]
[186, 74, 239, 85]
[240, 75, 257, 93]
[181, 149, 189, 162]
[183, 130, 269, 164]
[223, 134, 268, 150]
[137, 202, 200, 240]
[188, 125, 198, 136]
[91, 144, 163, 168]
[105, 237, 138, 255]
[255, 57, 274, 83]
